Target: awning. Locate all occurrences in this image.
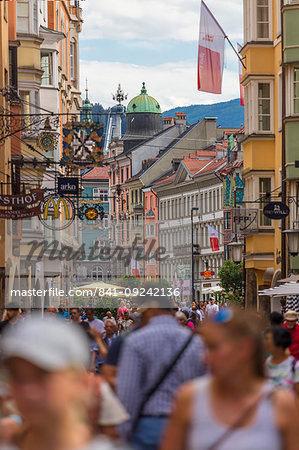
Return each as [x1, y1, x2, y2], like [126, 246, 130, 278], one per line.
[258, 282, 299, 297]
[202, 285, 224, 294]
[278, 274, 299, 284]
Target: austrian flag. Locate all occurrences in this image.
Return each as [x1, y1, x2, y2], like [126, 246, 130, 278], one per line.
[198, 1, 226, 94]
[207, 225, 220, 252]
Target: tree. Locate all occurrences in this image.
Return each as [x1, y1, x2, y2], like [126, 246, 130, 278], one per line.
[218, 260, 243, 303]
[116, 275, 141, 290]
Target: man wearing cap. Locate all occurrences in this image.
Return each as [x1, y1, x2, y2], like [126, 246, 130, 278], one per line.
[0, 303, 21, 335]
[283, 310, 299, 360]
[205, 297, 219, 318]
[1, 316, 129, 449]
[117, 286, 206, 449]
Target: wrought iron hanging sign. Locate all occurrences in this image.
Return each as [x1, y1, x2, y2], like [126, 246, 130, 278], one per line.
[0, 189, 44, 219]
[78, 202, 105, 222]
[263, 202, 290, 220]
[61, 122, 104, 167]
[38, 132, 57, 153]
[38, 195, 76, 230]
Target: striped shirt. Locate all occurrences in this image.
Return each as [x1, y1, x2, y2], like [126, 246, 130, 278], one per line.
[117, 315, 206, 435]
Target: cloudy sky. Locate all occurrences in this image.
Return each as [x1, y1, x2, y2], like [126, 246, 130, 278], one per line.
[79, 0, 243, 111]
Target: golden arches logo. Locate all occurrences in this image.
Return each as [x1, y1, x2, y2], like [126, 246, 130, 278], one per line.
[43, 197, 70, 220]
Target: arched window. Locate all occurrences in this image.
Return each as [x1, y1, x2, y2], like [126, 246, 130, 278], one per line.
[91, 266, 103, 281]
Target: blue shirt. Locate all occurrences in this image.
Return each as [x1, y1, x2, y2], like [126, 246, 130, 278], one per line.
[117, 314, 206, 437]
[57, 311, 70, 320]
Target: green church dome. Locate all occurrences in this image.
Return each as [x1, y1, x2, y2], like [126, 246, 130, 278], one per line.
[127, 82, 161, 114]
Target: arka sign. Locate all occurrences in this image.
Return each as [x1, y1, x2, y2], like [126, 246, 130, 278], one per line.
[57, 177, 79, 195]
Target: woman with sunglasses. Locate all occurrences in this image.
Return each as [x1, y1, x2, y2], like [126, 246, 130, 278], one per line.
[161, 309, 299, 450]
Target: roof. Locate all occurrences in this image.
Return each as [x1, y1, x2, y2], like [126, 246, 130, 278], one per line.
[82, 166, 109, 180]
[152, 173, 176, 188]
[145, 208, 155, 218]
[194, 158, 227, 177]
[183, 159, 212, 175]
[127, 82, 161, 114]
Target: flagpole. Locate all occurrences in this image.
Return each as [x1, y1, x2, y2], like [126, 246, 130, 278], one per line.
[225, 36, 246, 69]
[201, 1, 246, 69]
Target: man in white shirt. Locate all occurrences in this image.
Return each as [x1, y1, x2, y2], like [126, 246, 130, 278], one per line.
[206, 298, 219, 317]
[85, 308, 105, 333]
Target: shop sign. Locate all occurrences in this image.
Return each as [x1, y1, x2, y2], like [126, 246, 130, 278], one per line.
[201, 270, 215, 279]
[0, 189, 44, 207]
[39, 195, 75, 230]
[263, 202, 290, 220]
[0, 190, 44, 220]
[57, 177, 79, 195]
[0, 205, 42, 219]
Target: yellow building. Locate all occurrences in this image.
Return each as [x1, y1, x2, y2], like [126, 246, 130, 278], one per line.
[0, 1, 11, 306]
[241, 0, 287, 311]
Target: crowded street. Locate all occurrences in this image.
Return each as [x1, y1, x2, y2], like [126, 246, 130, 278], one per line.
[1, 0, 299, 449]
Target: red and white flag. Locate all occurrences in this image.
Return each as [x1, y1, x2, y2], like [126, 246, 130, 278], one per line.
[198, 1, 226, 94]
[238, 43, 245, 106]
[131, 258, 141, 278]
[207, 225, 220, 252]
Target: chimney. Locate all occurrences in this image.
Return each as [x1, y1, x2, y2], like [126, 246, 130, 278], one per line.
[172, 158, 181, 171]
[215, 144, 225, 160]
[163, 116, 175, 130]
[175, 112, 187, 133]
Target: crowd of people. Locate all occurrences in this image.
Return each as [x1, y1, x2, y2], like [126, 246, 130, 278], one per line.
[0, 295, 299, 449]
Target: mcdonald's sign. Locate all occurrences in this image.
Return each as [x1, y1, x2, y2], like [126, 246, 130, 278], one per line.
[44, 197, 70, 220]
[39, 195, 75, 231]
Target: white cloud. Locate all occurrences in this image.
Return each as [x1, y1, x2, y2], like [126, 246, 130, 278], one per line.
[80, 59, 240, 111]
[81, 0, 243, 43]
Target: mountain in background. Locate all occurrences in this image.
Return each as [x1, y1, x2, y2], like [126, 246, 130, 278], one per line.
[163, 98, 244, 128]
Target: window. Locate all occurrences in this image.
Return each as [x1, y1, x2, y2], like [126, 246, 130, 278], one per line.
[17, 1, 29, 33]
[146, 224, 155, 237]
[19, 91, 30, 115]
[91, 266, 103, 281]
[41, 53, 53, 86]
[224, 211, 232, 230]
[259, 178, 271, 226]
[60, 12, 65, 71]
[126, 167, 129, 179]
[33, 0, 38, 34]
[257, 0, 270, 39]
[147, 252, 155, 265]
[294, 68, 299, 114]
[93, 188, 108, 202]
[258, 83, 271, 131]
[70, 41, 76, 81]
[244, 0, 272, 43]
[9, 47, 18, 90]
[121, 168, 124, 184]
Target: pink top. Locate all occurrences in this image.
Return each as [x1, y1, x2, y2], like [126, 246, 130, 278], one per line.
[117, 307, 128, 320]
[187, 322, 195, 329]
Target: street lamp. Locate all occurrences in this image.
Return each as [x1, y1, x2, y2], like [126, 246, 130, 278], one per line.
[228, 241, 243, 264]
[228, 237, 246, 308]
[283, 228, 299, 256]
[191, 207, 199, 302]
